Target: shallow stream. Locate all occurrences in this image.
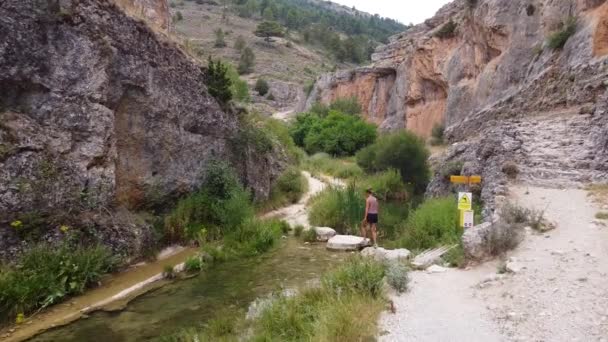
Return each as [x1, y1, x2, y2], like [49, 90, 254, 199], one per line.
[30, 238, 348, 341]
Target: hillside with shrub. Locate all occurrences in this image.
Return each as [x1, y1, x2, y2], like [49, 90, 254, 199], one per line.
[169, 0, 406, 114]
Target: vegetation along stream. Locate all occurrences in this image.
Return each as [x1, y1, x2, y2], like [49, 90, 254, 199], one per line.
[29, 238, 348, 341]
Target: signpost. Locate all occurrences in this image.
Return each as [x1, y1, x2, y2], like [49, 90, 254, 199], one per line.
[450, 175, 482, 229]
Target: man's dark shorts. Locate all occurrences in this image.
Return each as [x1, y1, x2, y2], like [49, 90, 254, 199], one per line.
[366, 213, 378, 224]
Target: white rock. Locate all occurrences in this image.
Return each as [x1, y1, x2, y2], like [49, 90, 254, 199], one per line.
[426, 265, 449, 273]
[314, 227, 336, 242]
[361, 247, 411, 262]
[506, 261, 524, 273]
[326, 235, 370, 251]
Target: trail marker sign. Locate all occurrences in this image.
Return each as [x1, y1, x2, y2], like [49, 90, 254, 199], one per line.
[450, 175, 482, 184]
[463, 210, 475, 229]
[458, 192, 473, 211]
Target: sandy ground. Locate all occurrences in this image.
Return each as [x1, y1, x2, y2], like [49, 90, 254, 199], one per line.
[379, 185, 608, 342]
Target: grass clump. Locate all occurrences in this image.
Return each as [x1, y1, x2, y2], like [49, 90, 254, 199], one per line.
[251, 257, 386, 341]
[260, 167, 307, 211]
[394, 197, 460, 251]
[596, 212, 608, 220]
[0, 244, 116, 322]
[184, 256, 203, 273]
[304, 153, 363, 179]
[547, 17, 577, 49]
[302, 227, 318, 243]
[357, 131, 430, 194]
[308, 183, 365, 235]
[294, 225, 305, 237]
[385, 261, 409, 293]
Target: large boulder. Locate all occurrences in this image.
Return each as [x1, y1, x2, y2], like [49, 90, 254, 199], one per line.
[314, 227, 337, 242]
[326, 235, 370, 251]
[361, 247, 411, 262]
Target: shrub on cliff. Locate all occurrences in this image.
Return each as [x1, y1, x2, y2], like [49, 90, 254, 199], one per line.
[356, 131, 430, 194]
[329, 96, 361, 116]
[433, 19, 457, 39]
[547, 17, 577, 49]
[205, 58, 232, 105]
[290, 111, 377, 156]
[255, 78, 270, 96]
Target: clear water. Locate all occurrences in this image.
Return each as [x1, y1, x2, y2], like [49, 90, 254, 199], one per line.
[31, 239, 348, 341]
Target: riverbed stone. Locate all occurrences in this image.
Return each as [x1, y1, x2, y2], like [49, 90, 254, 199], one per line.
[315, 227, 337, 242]
[361, 247, 411, 262]
[326, 235, 370, 251]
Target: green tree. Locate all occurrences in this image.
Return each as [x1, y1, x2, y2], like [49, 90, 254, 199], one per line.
[254, 21, 285, 42]
[356, 132, 430, 194]
[205, 57, 233, 105]
[237, 47, 256, 74]
[255, 78, 270, 95]
[214, 28, 227, 48]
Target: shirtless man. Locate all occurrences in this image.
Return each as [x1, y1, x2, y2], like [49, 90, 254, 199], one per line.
[361, 188, 379, 247]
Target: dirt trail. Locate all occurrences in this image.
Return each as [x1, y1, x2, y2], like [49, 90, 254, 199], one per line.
[379, 185, 608, 342]
[481, 186, 608, 342]
[263, 171, 328, 227]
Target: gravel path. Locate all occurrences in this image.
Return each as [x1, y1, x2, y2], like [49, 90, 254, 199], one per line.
[379, 185, 608, 342]
[263, 171, 326, 228]
[480, 186, 608, 342]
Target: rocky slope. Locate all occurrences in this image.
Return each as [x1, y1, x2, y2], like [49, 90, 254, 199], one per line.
[306, 0, 608, 213]
[0, 0, 284, 261]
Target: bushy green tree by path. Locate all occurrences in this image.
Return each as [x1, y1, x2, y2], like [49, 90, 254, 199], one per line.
[356, 131, 430, 194]
[290, 111, 376, 157]
[254, 78, 270, 96]
[214, 28, 227, 48]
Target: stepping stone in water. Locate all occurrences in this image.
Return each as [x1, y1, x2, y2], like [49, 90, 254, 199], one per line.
[326, 235, 370, 251]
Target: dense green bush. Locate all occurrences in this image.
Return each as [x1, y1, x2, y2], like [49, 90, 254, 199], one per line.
[322, 256, 385, 298]
[205, 58, 232, 105]
[364, 169, 407, 201]
[395, 197, 460, 251]
[224, 218, 285, 257]
[164, 161, 254, 242]
[255, 78, 270, 96]
[274, 167, 306, 204]
[308, 183, 365, 234]
[547, 17, 577, 49]
[0, 244, 115, 321]
[356, 131, 430, 194]
[291, 111, 377, 156]
[184, 256, 203, 273]
[225, 63, 250, 103]
[237, 47, 256, 74]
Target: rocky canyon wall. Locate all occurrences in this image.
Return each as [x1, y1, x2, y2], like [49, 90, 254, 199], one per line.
[308, 0, 608, 215]
[0, 0, 284, 261]
[112, 0, 171, 33]
[308, 0, 608, 138]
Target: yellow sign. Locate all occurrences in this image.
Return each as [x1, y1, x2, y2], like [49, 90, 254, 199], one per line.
[458, 192, 472, 211]
[450, 175, 482, 184]
[469, 176, 482, 184]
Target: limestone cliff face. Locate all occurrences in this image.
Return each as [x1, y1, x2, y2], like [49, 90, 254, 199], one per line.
[0, 0, 284, 260]
[113, 0, 171, 32]
[308, 0, 608, 214]
[308, 0, 608, 137]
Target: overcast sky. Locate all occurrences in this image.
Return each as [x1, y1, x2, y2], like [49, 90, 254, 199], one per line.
[332, 0, 453, 25]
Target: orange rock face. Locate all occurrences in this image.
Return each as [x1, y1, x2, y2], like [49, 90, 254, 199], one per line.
[307, 0, 608, 139]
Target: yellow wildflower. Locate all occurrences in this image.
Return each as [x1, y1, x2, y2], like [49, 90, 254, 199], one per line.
[16, 313, 24, 324]
[10, 220, 22, 229]
[60, 225, 69, 233]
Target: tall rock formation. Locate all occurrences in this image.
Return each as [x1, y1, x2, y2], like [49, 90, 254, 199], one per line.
[112, 0, 171, 33]
[307, 0, 608, 214]
[0, 0, 284, 260]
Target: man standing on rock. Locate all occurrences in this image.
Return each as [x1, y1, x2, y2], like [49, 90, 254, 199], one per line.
[362, 188, 379, 247]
